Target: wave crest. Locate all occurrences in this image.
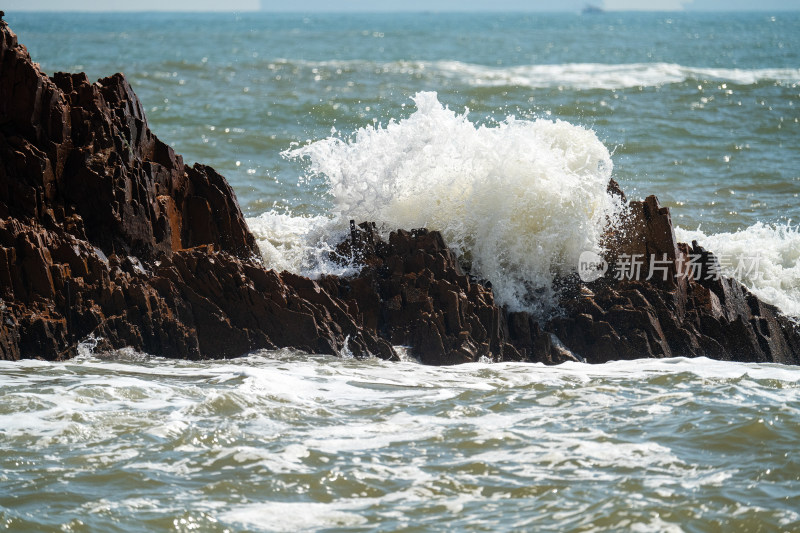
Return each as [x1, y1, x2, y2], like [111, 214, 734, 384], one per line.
[268, 58, 800, 89]
[284, 91, 623, 314]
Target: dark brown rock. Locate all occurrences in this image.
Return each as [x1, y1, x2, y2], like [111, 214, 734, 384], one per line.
[544, 197, 800, 365]
[0, 22, 394, 362]
[1, 26, 257, 262]
[334, 201, 800, 366]
[330, 224, 520, 364]
[1, 20, 798, 367]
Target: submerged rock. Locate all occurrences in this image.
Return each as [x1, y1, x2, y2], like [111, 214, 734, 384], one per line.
[1, 19, 798, 365]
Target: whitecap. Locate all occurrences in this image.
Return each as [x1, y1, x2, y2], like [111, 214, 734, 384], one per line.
[283, 91, 624, 315]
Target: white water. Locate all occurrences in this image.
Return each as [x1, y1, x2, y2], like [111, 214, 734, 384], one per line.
[3, 353, 800, 532]
[247, 211, 359, 278]
[248, 92, 800, 319]
[247, 94, 800, 320]
[676, 223, 800, 318]
[275, 91, 622, 314]
[270, 59, 800, 89]
[417, 61, 800, 89]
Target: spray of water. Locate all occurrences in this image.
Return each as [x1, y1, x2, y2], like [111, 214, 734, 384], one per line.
[275, 92, 624, 314]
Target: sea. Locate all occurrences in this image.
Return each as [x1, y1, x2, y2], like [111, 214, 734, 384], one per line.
[2, 10, 800, 531]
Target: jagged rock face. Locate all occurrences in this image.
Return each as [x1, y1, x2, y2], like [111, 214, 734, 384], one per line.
[329, 223, 521, 365]
[0, 214, 396, 360]
[334, 201, 800, 366]
[0, 21, 393, 361]
[548, 196, 800, 365]
[0, 25, 256, 261]
[332, 223, 582, 366]
[1, 20, 798, 366]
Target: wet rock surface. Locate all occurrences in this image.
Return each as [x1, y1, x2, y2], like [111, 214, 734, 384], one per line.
[330, 222, 521, 365]
[1, 20, 798, 365]
[0, 21, 391, 361]
[336, 215, 800, 366]
[547, 195, 800, 365]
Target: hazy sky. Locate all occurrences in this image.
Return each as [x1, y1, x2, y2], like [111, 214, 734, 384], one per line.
[7, 0, 800, 12]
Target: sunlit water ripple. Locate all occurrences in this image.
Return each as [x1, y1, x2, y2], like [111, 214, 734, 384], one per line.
[2, 353, 800, 531]
[3, 11, 800, 531]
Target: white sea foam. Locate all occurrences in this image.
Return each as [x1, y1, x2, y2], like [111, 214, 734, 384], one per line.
[428, 61, 800, 89]
[246, 211, 355, 277]
[220, 501, 368, 531]
[278, 58, 800, 89]
[4, 353, 800, 532]
[676, 223, 800, 318]
[251, 91, 799, 318]
[284, 91, 623, 314]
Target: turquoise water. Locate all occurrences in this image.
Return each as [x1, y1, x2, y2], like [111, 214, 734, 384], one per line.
[12, 12, 800, 229]
[3, 11, 800, 531]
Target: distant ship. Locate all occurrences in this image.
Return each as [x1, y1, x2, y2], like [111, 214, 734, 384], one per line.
[582, 4, 605, 14]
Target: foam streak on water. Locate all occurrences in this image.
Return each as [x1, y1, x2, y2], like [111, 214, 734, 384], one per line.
[272, 59, 800, 89]
[2, 353, 800, 532]
[282, 91, 622, 314]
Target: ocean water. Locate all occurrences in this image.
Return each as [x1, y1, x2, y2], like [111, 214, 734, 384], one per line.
[3, 352, 800, 532]
[3, 10, 800, 531]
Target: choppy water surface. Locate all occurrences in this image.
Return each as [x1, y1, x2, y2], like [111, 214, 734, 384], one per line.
[4, 11, 800, 531]
[12, 12, 799, 230]
[2, 353, 800, 531]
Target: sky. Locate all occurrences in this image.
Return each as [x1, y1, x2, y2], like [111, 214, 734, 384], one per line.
[7, 0, 799, 12]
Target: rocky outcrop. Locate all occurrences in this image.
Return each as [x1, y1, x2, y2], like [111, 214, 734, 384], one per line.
[546, 195, 800, 365]
[0, 20, 393, 361]
[327, 222, 526, 365]
[1, 19, 798, 366]
[334, 211, 800, 366]
[1, 25, 255, 261]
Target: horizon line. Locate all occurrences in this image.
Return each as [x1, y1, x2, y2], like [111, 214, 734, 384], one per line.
[9, 8, 800, 12]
